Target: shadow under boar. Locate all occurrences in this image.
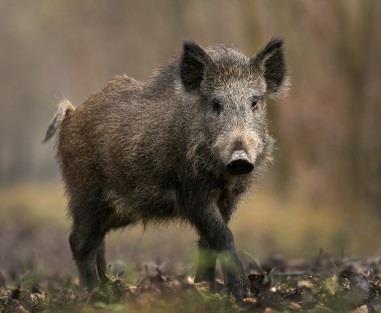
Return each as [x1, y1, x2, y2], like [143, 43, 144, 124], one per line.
[44, 39, 289, 299]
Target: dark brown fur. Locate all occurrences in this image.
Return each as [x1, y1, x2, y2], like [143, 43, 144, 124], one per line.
[45, 39, 288, 298]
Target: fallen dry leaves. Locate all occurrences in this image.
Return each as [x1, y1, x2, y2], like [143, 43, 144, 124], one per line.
[2, 252, 381, 312]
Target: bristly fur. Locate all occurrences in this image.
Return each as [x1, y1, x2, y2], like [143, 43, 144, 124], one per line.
[43, 99, 75, 143]
[45, 39, 289, 298]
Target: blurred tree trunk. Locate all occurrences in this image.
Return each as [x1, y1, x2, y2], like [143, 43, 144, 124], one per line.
[240, 0, 292, 197]
[334, 0, 380, 207]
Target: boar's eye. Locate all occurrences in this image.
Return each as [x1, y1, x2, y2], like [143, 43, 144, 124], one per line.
[251, 97, 259, 110]
[211, 99, 222, 113]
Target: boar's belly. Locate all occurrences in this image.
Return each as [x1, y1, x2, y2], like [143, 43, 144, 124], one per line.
[105, 188, 180, 224]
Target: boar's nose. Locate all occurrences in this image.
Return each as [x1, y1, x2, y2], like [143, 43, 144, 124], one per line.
[226, 150, 254, 175]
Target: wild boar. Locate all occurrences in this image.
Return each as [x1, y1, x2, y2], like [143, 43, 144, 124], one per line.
[44, 38, 288, 298]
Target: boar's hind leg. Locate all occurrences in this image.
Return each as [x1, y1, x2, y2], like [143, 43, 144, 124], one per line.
[69, 228, 100, 290]
[194, 237, 217, 284]
[69, 200, 109, 290]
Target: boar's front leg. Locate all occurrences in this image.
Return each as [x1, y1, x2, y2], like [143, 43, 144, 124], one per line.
[96, 240, 108, 281]
[190, 203, 249, 299]
[195, 193, 236, 285]
[194, 237, 217, 284]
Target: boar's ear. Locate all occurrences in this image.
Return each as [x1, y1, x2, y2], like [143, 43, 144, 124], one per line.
[250, 38, 289, 97]
[180, 41, 212, 92]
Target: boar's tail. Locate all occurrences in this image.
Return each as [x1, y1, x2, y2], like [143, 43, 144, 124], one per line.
[43, 98, 75, 143]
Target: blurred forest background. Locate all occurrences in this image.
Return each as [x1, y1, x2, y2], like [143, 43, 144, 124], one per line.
[1, 0, 381, 277]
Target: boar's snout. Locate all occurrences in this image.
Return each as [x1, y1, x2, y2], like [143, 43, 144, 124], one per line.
[226, 150, 254, 175]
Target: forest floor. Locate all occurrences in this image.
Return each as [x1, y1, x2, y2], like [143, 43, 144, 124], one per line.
[1, 252, 381, 312]
[2, 183, 381, 312]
